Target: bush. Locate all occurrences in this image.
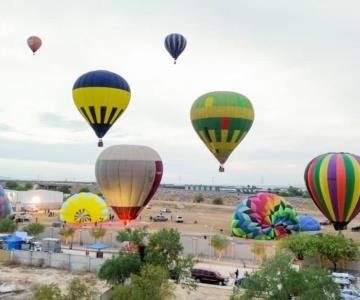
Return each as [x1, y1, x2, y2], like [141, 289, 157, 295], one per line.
[0, 218, 17, 233]
[24, 223, 45, 237]
[32, 283, 62, 300]
[193, 194, 204, 203]
[212, 197, 223, 205]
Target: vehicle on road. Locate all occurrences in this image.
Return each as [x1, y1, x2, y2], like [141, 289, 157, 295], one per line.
[341, 289, 360, 299]
[319, 219, 331, 226]
[153, 215, 168, 222]
[175, 216, 184, 223]
[15, 214, 32, 223]
[160, 208, 171, 213]
[191, 267, 229, 286]
[333, 272, 357, 284]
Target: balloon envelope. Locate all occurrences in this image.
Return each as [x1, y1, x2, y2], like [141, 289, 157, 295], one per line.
[231, 193, 299, 240]
[299, 214, 321, 232]
[95, 145, 163, 222]
[72, 70, 131, 146]
[304, 152, 360, 230]
[0, 186, 13, 219]
[190, 91, 254, 170]
[27, 36, 42, 54]
[164, 33, 187, 63]
[60, 193, 109, 224]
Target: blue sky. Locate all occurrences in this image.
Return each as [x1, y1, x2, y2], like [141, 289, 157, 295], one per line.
[1, 0, 360, 185]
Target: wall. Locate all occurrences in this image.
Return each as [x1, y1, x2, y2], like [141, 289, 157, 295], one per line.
[11, 250, 105, 272]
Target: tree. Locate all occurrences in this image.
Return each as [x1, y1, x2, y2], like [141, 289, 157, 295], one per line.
[78, 187, 90, 193]
[113, 265, 174, 300]
[313, 233, 360, 271]
[58, 227, 75, 249]
[231, 253, 341, 300]
[145, 228, 183, 268]
[210, 234, 229, 259]
[32, 283, 62, 300]
[117, 227, 149, 261]
[5, 181, 18, 190]
[280, 233, 316, 260]
[212, 197, 223, 205]
[25, 183, 33, 190]
[98, 253, 141, 285]
[193, 194, 204, 203]
[251, 242, 267, 264]
[0, 218, 17, 233]
[58, 185, 71, 194]
[62, 277, 96, 300]
[90, 227, 106, 242]
[170, 255, 197, 291]
[24, 223, 45, 237]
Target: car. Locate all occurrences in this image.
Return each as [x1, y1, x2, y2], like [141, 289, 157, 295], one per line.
[146, 204, 152, 209]
[351, 225, 360, 232]
[175, 216, 184, 223]
[15, 214, 32, 223]
[191, 267, 229, 285]
[153, 215, 168, 222]
[24, 205, 38, 213]
[160, 208, 171, 213]
[333, 272, 357, 284]
[320, 219, 331, 226]
[341, 289, 360, 300]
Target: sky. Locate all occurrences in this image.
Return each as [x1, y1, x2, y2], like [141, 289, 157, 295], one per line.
[0, 0, 360, 186]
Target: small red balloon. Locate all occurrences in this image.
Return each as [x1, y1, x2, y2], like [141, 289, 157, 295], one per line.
[27, 36, 42, 54]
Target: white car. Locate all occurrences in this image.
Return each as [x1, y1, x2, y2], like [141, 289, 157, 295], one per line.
[341, 289, 360, 300]
[175, 216, 184, 223]
[160, 208, 171, 213]
[333, 272, 357, 284]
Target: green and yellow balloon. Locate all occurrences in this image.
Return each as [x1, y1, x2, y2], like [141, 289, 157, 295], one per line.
[190, 91, 254, 172]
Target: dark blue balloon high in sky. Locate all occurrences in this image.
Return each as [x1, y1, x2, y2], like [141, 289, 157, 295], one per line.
[164, 33, 187, 64]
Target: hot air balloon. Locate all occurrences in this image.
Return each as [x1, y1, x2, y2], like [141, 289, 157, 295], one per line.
[72, 70, 131, 147]
[60, 193, 109, 224]
[190, 91, 254, 172]
[231, 193, 299, 240]
[0, 186, 13, 219]
[164, 33, 187, 64]
[27, 36, 42, 54]
[304, 152, 360, 230]
[95, 145, 163, 224]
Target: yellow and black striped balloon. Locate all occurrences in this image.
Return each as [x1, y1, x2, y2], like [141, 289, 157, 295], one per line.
[72, 70, 131, 146]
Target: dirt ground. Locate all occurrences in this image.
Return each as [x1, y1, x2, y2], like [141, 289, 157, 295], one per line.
[0, 264, 109, 299]
[25, 188, 360, 241]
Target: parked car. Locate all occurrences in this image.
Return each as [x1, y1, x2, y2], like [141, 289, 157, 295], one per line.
[341, 289, 360, 300]
[160, 208, 171, 213]
[351, 225, 360, 232]
[191, 267, 229, 285]
[175, 216, 184, 223]
[153, 215, 168, 222]
[146, 204, 152, 209]
[333, 272, 357, 284]
[15, 214, 32, 223]
[320, 219, 331, 226]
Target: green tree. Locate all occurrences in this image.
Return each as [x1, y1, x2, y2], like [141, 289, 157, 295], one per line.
[63, 277, 96, 300]
[25, 182, 33, 190]
[59, 227, 75, 249]
[116, 227, 149, 248]
[90, 227, 106, 242]
[5, 181, 18, 190]
[113, 265, 174, 300]
[145, 228, 183, 268]
[24, 223, 45, 237]
[281, 233, 316, 260]
[0, 218, 17, 233]
[314, 233, 360, 271]
[170, 255, 197, 291]
[59, 185, 71, 194]
[193, 194, 204, 203]
[212, 197, 223, 205]
[210, 234, 229, 259]
[98, 253, 141, 285]
[32, 283, 62, 300]
[231, 253, 341, 300]
[78, 187, 90, 193]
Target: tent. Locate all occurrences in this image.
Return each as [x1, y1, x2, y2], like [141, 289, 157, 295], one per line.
[88, 242, 111, 251]
[299, 215, 321, 231]
[6, 235, 22, 250]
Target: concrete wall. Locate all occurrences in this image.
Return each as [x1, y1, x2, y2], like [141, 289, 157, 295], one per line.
[11, 250, 105, 272]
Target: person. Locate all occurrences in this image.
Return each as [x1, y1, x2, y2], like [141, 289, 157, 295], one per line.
[235, 268, 239, 279]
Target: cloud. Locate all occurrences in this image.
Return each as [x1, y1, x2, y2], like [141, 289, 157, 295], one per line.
[38, 112, 87, 132]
